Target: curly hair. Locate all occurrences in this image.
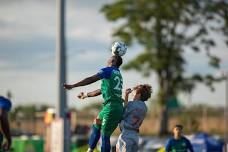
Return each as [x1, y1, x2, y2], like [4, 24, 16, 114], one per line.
[133, 84, 152, 101]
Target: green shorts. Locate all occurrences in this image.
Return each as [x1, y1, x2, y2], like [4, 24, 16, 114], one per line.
[98, 103, 124, 136]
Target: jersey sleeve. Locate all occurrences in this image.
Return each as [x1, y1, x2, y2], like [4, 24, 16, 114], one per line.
[185, 138, 194, 152]
[97, 67, 113, 79]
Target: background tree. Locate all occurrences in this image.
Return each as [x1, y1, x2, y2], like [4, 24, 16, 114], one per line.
[101, 0, 227, 135]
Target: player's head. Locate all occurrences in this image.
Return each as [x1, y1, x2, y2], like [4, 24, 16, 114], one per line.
[107, 55, 123, 68]
[132, 84, 152, 101]
[173, 124, 183, 138]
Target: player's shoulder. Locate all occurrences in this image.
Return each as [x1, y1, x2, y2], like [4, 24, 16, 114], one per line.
[128, 101, 147, 113]
[166, 137, 174, 145]
[127, 100, 139, 106]
[181, 136, 191, 143]
[126, 100, 133, 106]
[0, 96, 12, 111]
[98, 67, 114, 79]
[100, 67, 119, 74]
[101, 66, 119, 70]
[131, 101, 147, 109]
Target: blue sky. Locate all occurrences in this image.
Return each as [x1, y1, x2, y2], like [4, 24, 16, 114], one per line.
[0, 0, 227, 109]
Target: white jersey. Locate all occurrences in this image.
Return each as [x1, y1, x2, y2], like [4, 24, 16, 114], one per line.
[117, 100, 147, 152]
[120, 100, 147, 132]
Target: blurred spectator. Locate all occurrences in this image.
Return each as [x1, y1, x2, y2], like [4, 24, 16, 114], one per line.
[165, 124, 194, 152]
[0, 96, 12, 151]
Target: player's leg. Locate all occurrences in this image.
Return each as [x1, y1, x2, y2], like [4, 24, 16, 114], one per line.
[131, 135, 139, 152]
[124, 139, 134, 152]
[131, 142, 139, 152]
[87, 114, 103, 152]
[101, 106, 124, 152]
[88, 118, 101, 151]
[116, 133, 135, 152]
[116, 134, 126, 152]
[100, 116, 112, 152]
[101, 133, 111, 152]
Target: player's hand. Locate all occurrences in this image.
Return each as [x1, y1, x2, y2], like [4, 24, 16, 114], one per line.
[125, 88, 132, 95]
[77, 92, 87, 99]
[63, 83, 74, 90]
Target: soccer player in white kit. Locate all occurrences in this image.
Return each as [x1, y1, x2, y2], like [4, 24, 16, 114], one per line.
[116, 84, 152, 152]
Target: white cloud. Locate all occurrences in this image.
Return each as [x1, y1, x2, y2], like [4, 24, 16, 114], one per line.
[66, 2, 113, 43]
[0, 1, 56, 40]
[0, 0, 113, 43]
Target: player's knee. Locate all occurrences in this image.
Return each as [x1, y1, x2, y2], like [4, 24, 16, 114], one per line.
[116, 141, 121, 152]
[93, 118, 102, 125]
[116, 146, 120, 152]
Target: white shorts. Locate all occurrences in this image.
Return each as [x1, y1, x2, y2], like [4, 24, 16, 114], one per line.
[116, 130, 139, 152]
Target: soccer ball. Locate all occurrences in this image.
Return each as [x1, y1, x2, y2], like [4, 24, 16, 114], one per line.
[111, 41, 127, 56]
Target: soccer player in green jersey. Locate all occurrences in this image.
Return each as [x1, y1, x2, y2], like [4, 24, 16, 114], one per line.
[165, 124, 194, 152]
[63, 55, 124, 152]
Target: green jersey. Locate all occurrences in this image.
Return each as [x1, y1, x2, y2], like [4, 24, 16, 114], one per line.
[98, 67, 123, 105]
[165, 137, 194, 152]
[97, 67, 124, 136]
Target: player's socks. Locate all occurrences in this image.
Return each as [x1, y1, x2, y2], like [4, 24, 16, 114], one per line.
[101, 135, 111, 152]
[87, 148, 93, 152]
[88, 125, 101, 150]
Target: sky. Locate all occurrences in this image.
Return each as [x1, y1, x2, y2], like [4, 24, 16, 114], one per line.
[0, 0, 227, 109]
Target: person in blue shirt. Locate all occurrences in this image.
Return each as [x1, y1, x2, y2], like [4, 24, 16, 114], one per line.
[165, 124, 194, 152]
[0, 96, 12, 151]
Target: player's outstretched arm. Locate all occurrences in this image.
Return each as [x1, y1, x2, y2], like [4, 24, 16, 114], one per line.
[63, 74, 101, 90]
[77, 89, 101, 99]
[124, 88, 132, 106]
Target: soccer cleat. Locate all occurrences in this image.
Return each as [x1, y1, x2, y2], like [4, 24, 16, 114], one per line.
[87, 148, 93, 152]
